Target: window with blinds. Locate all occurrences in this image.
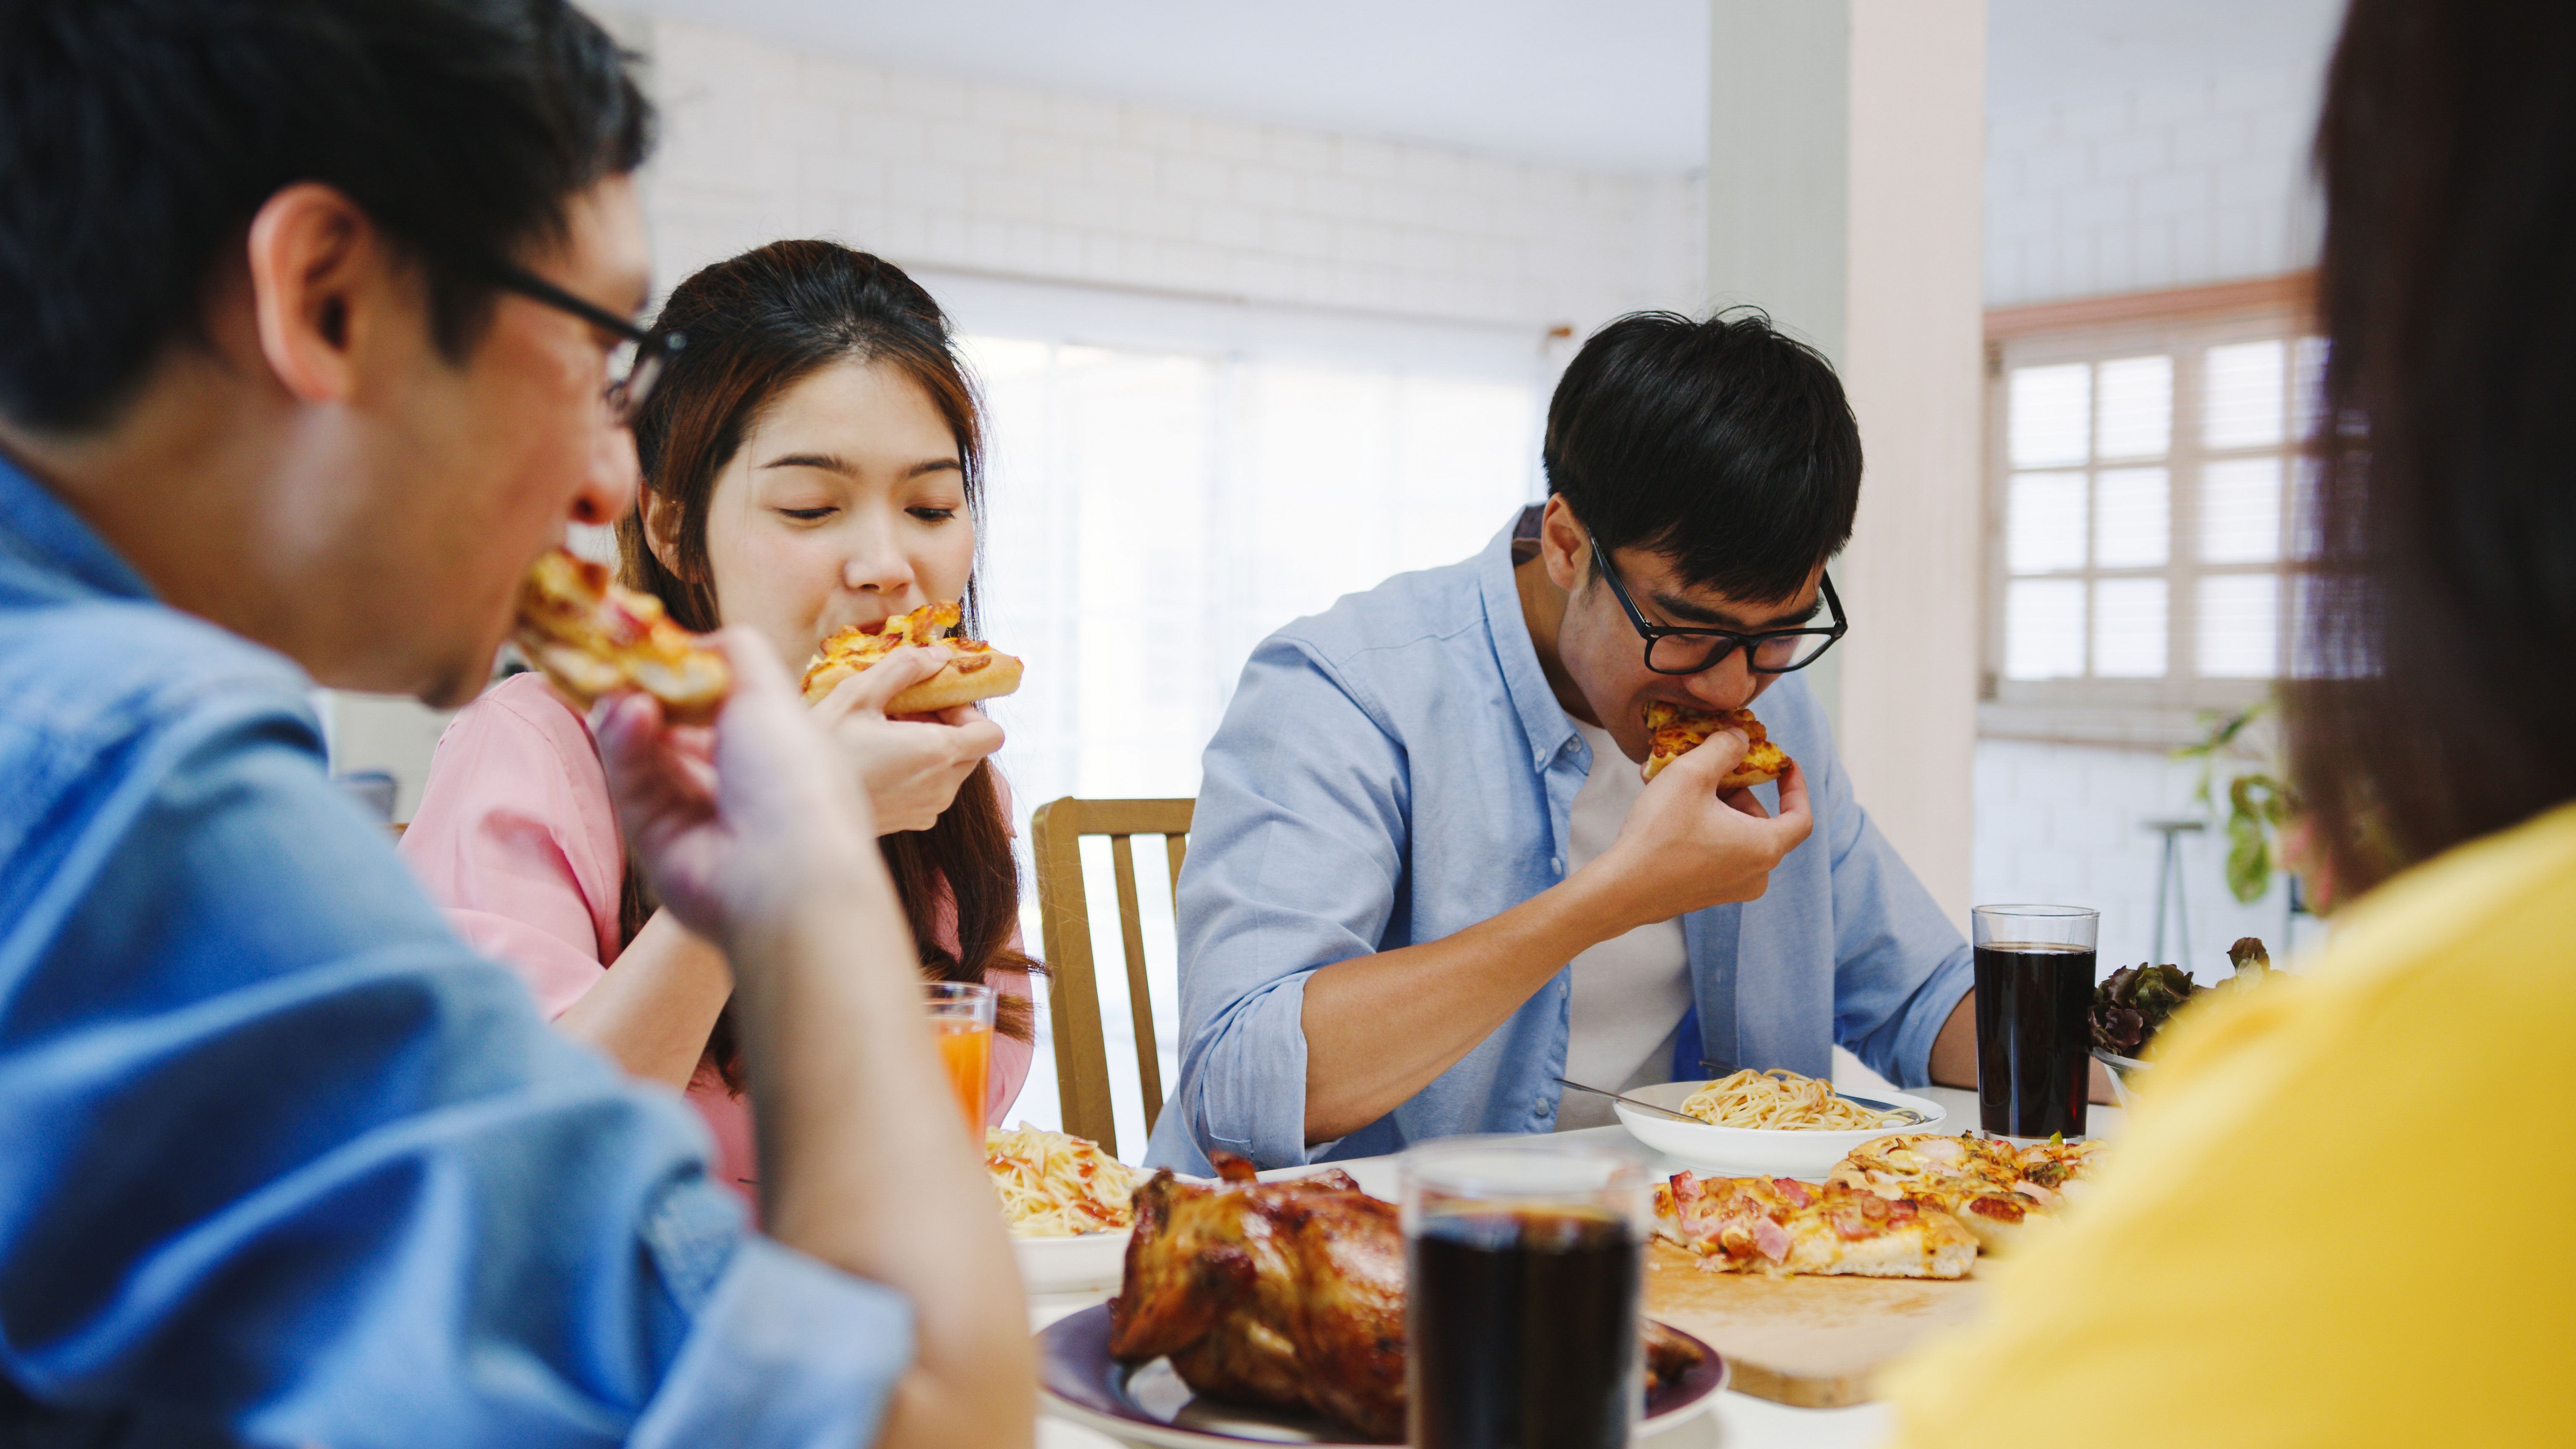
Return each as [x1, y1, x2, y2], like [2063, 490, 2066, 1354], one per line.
[1985, 304, 2322, 719]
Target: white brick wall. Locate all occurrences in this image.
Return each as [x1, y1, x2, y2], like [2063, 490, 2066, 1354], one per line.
[326, 16, 1706, 818]
[1984, 61, 2325, 306]
[637, 18, 1704, 335]
[1974, 738, 2325, 979]
[1976, 61, 2333, 966]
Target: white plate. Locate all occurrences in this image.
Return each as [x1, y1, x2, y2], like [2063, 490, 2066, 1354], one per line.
[1611, 1079, 1946, 1179]
[1013, 1227, 1134, 1293]
[1038, 1418, 1130, 1449]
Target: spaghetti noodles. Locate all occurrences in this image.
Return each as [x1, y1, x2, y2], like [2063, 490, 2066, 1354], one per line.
[985, 1126, 1146, 1236]
[1677, 1068, 1906, 1131]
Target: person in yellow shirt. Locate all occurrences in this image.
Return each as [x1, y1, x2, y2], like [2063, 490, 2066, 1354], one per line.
[1884, 2, 2576, 1443]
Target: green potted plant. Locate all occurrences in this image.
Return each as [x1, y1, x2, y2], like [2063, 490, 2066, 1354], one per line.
[2173, 699, 2295, 907]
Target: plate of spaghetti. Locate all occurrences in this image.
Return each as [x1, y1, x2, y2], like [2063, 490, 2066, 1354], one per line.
[989, 1126, 1149, 1291]
[1609, 1070, 1945, 1179]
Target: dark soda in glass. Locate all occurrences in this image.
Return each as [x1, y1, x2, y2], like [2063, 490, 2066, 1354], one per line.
[1406, 1207, 1640, 1449]
[1973, 941, 2094, 1138]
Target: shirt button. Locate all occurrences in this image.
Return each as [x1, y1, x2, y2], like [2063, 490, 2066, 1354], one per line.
[1550, 856, 1564, 871]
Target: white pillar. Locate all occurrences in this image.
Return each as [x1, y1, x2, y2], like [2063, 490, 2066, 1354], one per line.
[1707, 0, 1986, 926]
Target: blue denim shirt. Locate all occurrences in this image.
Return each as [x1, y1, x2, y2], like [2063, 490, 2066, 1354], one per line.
[0, 456, 910, 1447]
[1144, 509, 1974, 1174]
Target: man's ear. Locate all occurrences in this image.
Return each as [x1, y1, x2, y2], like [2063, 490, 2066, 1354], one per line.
[1538, 493, 1589, 592]
[243, 182, 397, 405]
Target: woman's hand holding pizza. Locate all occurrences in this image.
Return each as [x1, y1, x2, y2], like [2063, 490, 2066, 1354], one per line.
[809, 644, 1005, 834]
[1583, 724, 1813, 933]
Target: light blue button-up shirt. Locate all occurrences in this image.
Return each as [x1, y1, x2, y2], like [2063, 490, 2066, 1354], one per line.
[1144, 509, 1974, 1174]
[0, 454, 911, 1447]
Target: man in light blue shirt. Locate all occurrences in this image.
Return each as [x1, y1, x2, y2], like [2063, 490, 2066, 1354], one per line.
[0, 4, 1027, 1444]
[1148, 312, 1981, 1172]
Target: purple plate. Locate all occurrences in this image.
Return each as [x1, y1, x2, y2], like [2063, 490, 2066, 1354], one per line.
[1037, 1303, 1727, 1447]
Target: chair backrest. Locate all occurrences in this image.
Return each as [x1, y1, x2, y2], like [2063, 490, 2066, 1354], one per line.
[1028, 796, 1192, 1158]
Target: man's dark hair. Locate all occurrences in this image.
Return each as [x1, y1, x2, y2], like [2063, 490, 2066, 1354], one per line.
[1543, 309, 1861, 602]
[0, 0, 654, 433]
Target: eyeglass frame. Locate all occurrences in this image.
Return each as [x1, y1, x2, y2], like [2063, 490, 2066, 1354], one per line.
[468, 256, 683, 428]
[1586, 531, 1848, 676]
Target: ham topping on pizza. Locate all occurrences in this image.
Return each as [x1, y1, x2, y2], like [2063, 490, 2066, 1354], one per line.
[1640, 701, 1792, 788]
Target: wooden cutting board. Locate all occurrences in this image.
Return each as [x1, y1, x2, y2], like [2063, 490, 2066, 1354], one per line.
[1643, 1241, 1984, 1408]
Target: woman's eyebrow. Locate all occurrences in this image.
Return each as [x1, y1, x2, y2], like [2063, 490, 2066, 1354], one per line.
[761, 452, 852, 475]
[758, 454, 961, 479]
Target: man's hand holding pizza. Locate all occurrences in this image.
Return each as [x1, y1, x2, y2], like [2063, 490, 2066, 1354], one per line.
[1583, 722, 1813, 934]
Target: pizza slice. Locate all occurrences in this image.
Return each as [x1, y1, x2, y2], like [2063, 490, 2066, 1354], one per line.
[1828, 1133, 2103, 1256]
[1641, 701, 1791, 787]
[800, 600, 1024, 714]
[1651, 1171, 1975, 1279]
[513, 548, 730, 723]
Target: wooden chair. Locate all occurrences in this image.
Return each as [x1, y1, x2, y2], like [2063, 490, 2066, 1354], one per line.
[1029, 797, 1193, 1157]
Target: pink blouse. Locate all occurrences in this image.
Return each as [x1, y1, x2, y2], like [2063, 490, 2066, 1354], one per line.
[399, 672, 1035, 1208]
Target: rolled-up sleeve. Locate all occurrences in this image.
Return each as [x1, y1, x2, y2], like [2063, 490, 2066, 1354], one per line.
[633, 1235, 912, 1449]
[1149, 635, 1411, 1172]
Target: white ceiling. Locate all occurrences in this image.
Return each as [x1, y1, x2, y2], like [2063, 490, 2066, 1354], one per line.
[618, 0, 2347, 174]
[627, 0, 1710, 172]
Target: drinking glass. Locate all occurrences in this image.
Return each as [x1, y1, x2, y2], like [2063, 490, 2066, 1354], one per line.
[924, 981, 995, 1140]
[1971, 904, 2098, 1139]
[1400, 1137, 1649, 1449]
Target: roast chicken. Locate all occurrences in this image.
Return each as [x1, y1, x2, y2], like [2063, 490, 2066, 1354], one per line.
[1107, 1153, 1707, 1444]
[1110, 1156, 1409, 1439]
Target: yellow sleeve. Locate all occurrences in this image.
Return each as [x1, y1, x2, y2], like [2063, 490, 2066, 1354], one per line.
[1882, 808, 2576, 1449]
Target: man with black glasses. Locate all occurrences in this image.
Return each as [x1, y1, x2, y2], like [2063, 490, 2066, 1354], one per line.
[1147, 311, 1979, 1171]
[0, 2, 1027, 1444]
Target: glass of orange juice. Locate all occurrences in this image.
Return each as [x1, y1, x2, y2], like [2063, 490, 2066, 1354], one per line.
[924, 982, 995, 1139]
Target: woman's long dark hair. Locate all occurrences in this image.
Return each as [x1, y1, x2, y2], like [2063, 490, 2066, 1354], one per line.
[2296, 1, 2576, 893]
[612, 239, 1037, 1088]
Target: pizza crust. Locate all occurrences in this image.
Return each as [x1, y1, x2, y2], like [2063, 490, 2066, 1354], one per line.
[880, 652, 1026, 714]
[1796, 1222, 1979, 1280]
[800, 601, 1024, 712]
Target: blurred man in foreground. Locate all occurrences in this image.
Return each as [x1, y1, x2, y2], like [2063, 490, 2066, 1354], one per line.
[0, 2, 1028, 1444]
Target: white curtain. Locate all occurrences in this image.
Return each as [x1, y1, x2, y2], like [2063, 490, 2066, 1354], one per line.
[929, 274, 1548, 1150]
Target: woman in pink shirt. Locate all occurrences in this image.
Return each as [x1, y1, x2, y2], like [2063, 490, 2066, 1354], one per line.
[403, 242, 1036, 1205]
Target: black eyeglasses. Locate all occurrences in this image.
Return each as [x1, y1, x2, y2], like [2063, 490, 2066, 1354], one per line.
[1588, 532, 1847, 675]
[474, 257, 683, 428]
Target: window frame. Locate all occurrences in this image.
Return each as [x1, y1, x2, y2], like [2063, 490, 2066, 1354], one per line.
[1979, 277, 2316, 743]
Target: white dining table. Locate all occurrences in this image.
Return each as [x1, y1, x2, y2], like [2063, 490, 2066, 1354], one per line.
[1031, 1084, 2124, 1449]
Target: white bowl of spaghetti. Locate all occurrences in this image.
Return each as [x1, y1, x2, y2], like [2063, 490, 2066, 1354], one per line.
[1610, 1070, 1946, 1179]
[987, 1126, 1148, 1292]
